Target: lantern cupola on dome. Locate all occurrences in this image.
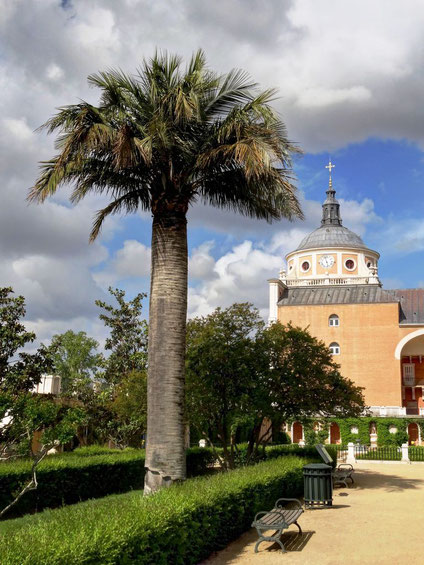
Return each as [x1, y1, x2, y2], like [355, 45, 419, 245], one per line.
[281, 160, 380, 287]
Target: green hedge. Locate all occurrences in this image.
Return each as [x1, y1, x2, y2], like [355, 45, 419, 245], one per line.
[0, 455, 315, 565]
[265, 444, 337, 468]
[226, 443, 336, 468]
[0, 446, 216, 518]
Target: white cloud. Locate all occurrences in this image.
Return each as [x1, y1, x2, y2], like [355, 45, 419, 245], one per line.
[3, 117, 33, 141]
[2, 0, 424, 154]
[113, 240, 151, 278]
[376, 218, 424, 255]
[1, 0, 424, 343]
[297, 86, 372, 109]
[339, 198, 381, 236]
[188, 241, 282, 319]
[93, 239, 150, 288]
[189, 242, 217, 281]
[46, 63, 64, 81]
[188, 196, 380, 319]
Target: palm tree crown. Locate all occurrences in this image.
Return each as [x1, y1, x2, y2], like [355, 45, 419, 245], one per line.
[29, 50, 302, 231]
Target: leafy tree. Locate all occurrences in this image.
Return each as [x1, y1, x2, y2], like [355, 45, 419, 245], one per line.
[29, 51, 302, 491]
[96, 288, 148, 385]
[186, 303, 265, 469]
[0, 288, 85, 518]
[77, 288, 148, 449]
[104, 370, 148, 448]
[262, 322, 365, 419]
[48, 330, 103, 395]
[186, 306, 365, 469]
[249, 322, 365, 457]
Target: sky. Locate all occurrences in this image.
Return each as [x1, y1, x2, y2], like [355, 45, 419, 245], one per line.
[1, 0, 424, 348]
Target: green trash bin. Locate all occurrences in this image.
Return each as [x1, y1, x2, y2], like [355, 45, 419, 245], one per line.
[303, 463, 333, 507]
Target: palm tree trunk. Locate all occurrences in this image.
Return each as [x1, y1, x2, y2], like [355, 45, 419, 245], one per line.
[144, 210, 187, 493]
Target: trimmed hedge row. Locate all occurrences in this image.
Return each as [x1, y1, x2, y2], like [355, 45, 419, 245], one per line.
[0, 455, 316, 564]
[265, 443, 337, 467]
[229, 442, 336, 468]
[0, 446, 216, 518]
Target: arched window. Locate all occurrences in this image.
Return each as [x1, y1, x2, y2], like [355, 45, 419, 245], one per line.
[329, 314, 339, 327]
[329, 342, 340, 355]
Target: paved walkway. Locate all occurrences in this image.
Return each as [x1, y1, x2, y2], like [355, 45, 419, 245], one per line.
[203, 463, 424, 565]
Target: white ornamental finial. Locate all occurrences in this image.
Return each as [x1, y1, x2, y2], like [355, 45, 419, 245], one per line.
[325, 159, 335, 188]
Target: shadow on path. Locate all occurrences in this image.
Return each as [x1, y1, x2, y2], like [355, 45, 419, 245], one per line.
[350, 468, 424, 492]
[274, 530, 314, 552]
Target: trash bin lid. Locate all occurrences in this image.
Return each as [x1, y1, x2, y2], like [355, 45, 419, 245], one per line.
[303, 463, 331, 470]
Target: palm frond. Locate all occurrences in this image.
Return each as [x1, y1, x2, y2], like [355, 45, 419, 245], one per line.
[198, 166, 303, 222]
[90, 191, 143, 241]
[204, 68, 256, 117]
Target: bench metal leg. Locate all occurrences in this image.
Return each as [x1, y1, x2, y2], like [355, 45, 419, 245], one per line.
[294, 520, 302, 535]
[254, 528, 286, 554]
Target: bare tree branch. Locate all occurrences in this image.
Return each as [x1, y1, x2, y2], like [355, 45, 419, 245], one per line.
[0, 446, 50, 519]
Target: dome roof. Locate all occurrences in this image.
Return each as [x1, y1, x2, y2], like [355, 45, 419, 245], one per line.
[289, 165, 379, 257]
[295, 225, 369, 251]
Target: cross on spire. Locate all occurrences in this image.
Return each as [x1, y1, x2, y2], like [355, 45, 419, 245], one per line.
[325, 159, 335, 175]
[325, 159, 335, 188]
[321, 158, 341, 226]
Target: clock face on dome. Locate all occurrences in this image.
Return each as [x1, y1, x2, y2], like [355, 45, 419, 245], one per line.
[319, 255, 334, 268]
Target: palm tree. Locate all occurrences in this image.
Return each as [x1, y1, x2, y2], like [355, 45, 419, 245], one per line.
[29, 50, 303, 493]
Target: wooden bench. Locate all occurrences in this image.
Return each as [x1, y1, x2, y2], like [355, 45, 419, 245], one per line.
[251, 498, 303, 553]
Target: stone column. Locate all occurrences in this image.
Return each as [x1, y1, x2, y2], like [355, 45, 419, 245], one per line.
[401, 443, 410, 464]
[346, 442, 356, 465]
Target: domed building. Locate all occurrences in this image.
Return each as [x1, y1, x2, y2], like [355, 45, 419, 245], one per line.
[268, 162, 424, 441]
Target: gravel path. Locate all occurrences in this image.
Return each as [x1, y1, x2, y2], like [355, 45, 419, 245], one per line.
[202, 463, 424, 565]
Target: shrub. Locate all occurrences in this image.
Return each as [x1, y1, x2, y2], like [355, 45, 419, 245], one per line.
[0, 449, 144, 518]
[376, 419, 408, 447]
[266, 444, 337, 468]
[0, 455, 316, 564]
[185, 446, 216, 477]
[226, 442, 331, 467]
[272, 430, 291, 444]
[66, 445, 127, 456]
[0, 446, 216, 518]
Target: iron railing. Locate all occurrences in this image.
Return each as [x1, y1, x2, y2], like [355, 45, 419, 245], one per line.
[354, 445, 401, 461]
[409, 447, 424, 461]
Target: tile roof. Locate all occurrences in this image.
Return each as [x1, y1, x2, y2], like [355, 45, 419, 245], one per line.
[387, 289, 424, 324]
[277, 286, 424, 325]
[295, 225, 370, 251]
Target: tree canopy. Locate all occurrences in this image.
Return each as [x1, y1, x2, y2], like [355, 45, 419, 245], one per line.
[48, 330, 102, 395]
[96, 287, 148, 385]
[186, 304, 365, 468]
[0, 288, 85, 518]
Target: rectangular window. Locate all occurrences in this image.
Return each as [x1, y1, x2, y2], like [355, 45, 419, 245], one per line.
[403, 364, 415, 386]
